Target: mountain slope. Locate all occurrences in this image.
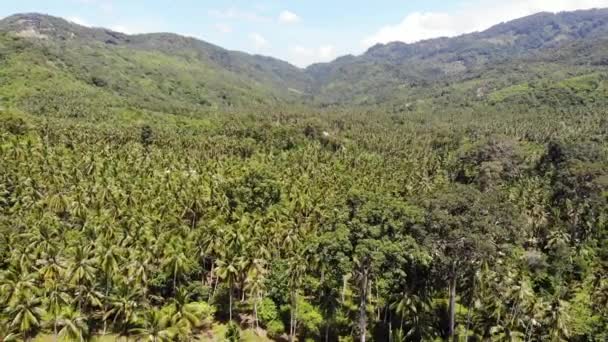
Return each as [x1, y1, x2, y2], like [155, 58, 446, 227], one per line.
[0, 13, 311, 117]
[305, 8, 608, 105]
[1, 9, 608, 116]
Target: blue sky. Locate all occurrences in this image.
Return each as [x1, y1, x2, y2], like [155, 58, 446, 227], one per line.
[2, 0, 608, 67]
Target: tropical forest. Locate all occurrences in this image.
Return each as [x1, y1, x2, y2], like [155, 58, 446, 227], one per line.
[0, 6, 607, 342]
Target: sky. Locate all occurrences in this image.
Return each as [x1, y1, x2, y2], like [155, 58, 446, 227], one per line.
[2, 0, 608, 67]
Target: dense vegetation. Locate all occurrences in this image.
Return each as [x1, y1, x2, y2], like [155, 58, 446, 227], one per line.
[2, 9, 608, 111]
[1, 9, 608, 342]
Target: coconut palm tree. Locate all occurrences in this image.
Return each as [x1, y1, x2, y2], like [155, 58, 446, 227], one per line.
[215, 252, 245, 322]
[0, 317, 19, 342]
[105, 283, 140, 338]
[161, 237, 192, 293]
[0, 266, 37, 305]
[4, 293, 45, 342]
[244, 259, 267, 330]
[544, 297, 570, 342]
[67, 245, 97, 287]
[131, 310, 173, 342]
[169, 288, 201, 331]
[45, 284, 72, 339]
[72, 284, 103, 315]
[56, 307, 89, 342]
[99, 243, 120, 334]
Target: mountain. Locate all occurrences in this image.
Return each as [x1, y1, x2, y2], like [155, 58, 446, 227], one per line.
[1, 9, 608, 117]
[0, 13, 310, 118]
[306, 8, 608, 105]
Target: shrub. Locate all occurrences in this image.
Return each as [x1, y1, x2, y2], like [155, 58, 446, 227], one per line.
[258, 298, 279, 324]
[91, 76, 108, 87]
[0, 114, 28, 135]
[225, 321, 240, 342]
[295, 297, 323, 336]
[140, 124, 154, 147]
[266, 320, 285, 339]
[184, 301, 216, 328]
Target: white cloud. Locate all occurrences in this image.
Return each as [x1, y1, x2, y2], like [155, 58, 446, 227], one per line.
[362, 0, 608, 47]
[110, 25, 133, 34]
[110, 24, 155, 35]
[67, 16, 90, 27]
[214, 23, 233, 34]
[291, 45, 313, 56]
[318, 45, 336, 59]
[108, 19, 166, 35]
[249, 33, 269, 50]
[73, 0, 113, 13]
[209, 7, 268, 22]
[184, 33, 201, 39]
[289, 44, 337, 67]
[278, 10, 301, 24]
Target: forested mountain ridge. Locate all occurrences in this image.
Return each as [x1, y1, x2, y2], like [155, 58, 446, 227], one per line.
[1, 7, 608, 342]
[0, 13, 311, 116]
[306, 8, 608, 105]
[1, 9, 608, 113]
[0, 12, 312, 92]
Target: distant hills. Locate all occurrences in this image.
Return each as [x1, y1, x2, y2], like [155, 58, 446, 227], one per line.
[1, 9, 607, 115]
[307, 9, 608, 105]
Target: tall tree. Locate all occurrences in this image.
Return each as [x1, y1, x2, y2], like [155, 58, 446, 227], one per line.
[425, 185, 522, 341]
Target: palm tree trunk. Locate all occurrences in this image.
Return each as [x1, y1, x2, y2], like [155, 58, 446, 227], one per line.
[289, 310, 293, 342]
[254, 298, 259, 330]
[289, 296, 294, 342]
[201, 258, 206, 287]
[53, 308, 59, 342]
[229, 281, 233, 322]
[388, 309, 392, 342]
[288, 309, 293, 342]
[342, 276, 347, 303]
[212, 269, 219, 297]
[359, 268, 369, 342]
[448, 274, 457, 342]
[289, 290, 297, 342]
[173, 267, 177, 293]
[104, 279, 110, 335]
[54, 319, 58, 342]
[465, 274, 475, 342]
[524, 322, 532, 342]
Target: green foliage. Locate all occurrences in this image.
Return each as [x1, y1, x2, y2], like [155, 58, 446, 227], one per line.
[257, 298, 279, 325]
[489, 83, 531, 103]
[294, 297, 323, 336]
[0, 8, 607, 342]
[225, 322, 241, 342]
[0, 111, 28, 135]
[140, 124, 154, 147]
[184, 302, 216, 328]
[3, 10, 608, 112]
[265, 320, 285, 339]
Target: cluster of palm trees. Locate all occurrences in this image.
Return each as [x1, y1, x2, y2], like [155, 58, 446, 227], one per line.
[1, 103, 607, 341]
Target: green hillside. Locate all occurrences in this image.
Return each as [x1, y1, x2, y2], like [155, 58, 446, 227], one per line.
[2, 10, 608, 115]
[306, 9, 608, 105]
[0, 13, 311, 117]
[1, 8, 607, 342]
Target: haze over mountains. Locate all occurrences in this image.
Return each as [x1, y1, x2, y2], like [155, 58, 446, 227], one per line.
[1, 8, 607, 113]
